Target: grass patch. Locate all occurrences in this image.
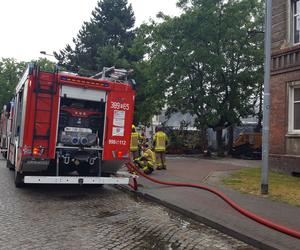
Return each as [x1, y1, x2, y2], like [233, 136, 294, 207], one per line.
[222, 167, 300, 207]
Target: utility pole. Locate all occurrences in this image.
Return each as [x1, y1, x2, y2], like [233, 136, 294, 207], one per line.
[261, 0, 272, 195]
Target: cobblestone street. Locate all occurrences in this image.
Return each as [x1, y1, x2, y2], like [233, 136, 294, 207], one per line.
[0, 159, 255, 250]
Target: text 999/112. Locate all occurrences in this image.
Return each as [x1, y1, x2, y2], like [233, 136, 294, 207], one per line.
[108, 139, 127, 145]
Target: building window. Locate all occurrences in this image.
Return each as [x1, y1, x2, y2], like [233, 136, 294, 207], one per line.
[293, 0, 300, 44]
[289, 84, 300, 133]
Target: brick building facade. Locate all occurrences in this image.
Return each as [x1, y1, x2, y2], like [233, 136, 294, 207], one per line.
[270, 0, 300, 174]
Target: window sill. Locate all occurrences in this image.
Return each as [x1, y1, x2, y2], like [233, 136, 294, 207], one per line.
[285, 133, 300, 138]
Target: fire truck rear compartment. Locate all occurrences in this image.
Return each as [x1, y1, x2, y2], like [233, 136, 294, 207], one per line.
[58, 97, 105, 146]
[56, 97, 105, 175]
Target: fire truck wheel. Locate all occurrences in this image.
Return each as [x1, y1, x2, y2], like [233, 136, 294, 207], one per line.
[14, 171, 24, 188]
[6, 160, 15, 171]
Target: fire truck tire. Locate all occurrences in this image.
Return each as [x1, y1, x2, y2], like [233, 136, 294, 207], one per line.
[6, 160, 15, 170]
[14, 171, 24, 188]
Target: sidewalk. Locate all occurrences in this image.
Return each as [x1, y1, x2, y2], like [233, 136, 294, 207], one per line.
[122, 156, 300, 250]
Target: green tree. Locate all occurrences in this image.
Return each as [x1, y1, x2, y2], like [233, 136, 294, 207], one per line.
[54, 0, 136, 76]
[0, 58, 56, 110]
[0, 58, 26, 108]
[129, 24, 167, 124]
[139, 0, 264, 154]
[32, 57, 57, 72]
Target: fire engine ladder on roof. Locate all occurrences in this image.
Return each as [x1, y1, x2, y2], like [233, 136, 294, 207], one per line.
[91, 66, 134, 81]
[32, 67, 57, 155]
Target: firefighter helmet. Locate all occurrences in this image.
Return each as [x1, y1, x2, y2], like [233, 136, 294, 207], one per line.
[155, 126, 162, 132]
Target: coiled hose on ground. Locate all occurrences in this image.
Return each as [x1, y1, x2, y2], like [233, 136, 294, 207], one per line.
[125, 162, 300, 239]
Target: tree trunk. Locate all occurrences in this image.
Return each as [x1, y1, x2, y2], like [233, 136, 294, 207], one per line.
[227, 125, 234, 155]
[216, 128, 224, 157]
[255, 85, 263, 132]
[200, 128, 208, 152]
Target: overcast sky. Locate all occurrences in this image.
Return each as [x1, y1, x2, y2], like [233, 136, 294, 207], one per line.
[0, 0, 180, 62]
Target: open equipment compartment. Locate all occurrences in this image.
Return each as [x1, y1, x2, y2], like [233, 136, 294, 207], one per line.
[55, 85, 107, 176]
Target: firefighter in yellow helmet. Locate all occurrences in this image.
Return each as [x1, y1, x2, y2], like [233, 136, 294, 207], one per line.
[134, 144, 155, 175]
[130, 125, 142, 161]
[153, 126, 169, 170]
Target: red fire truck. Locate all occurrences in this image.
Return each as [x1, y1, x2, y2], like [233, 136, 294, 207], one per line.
[0, 64, 136, 187]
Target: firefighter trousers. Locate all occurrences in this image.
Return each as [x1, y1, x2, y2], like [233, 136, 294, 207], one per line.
[130, 150, 140, 162]
[135, 159, 154, 174]
[155, 151, 166, 169]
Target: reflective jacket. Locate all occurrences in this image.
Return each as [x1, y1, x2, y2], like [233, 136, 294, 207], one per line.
[153, 131, 169, 152]
[142, 148, 155, 164]
[130, 132, 141, 151]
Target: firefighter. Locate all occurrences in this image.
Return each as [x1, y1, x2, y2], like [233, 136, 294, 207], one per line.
[139, 131, 146, 146]
[153, 126, 169, 170]
[139, 125, 147, 144]
[134, 144, 155, 175]
[130, 125, 141, 161]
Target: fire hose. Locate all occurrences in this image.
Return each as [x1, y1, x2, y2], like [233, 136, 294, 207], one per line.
[125, 162, 300, 239]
